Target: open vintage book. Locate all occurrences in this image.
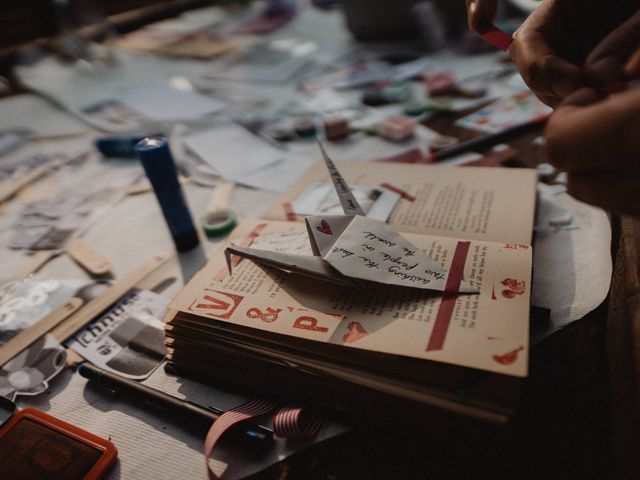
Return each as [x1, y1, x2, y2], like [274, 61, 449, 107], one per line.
[165, 158, 537, 436]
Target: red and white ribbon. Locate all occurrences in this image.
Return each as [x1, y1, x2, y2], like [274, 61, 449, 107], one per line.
[204, 400, 324, 479]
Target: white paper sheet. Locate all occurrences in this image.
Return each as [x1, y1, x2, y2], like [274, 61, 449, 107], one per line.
[531, 186, 612, 342]
[184, 124, 284, 182]
[120, 85, 225, 122]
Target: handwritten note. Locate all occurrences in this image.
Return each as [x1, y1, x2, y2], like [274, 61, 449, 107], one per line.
[312, 215, 477, 293]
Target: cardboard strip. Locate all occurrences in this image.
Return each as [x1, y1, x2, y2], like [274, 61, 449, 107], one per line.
[50, 253, 170, 343]
[0, 164, 51, 204]
[426, 241, 472, 352]
[379, 183, 416, 202]
[0, 298, 83, 367]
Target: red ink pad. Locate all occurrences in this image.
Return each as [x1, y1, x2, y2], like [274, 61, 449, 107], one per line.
[0, 407, 117, 480]
[482, 25, 513, 52]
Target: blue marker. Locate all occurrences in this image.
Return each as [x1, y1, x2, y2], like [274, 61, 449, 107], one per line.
[95, 134, 147, 158]
[135, 137, 199, 252]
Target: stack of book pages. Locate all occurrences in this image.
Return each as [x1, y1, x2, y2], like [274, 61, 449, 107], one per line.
[164, 161, 537, 441]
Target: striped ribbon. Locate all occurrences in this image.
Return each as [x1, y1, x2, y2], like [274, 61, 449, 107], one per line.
[205, 400, 324, 479]
[273, 405, 324, 438]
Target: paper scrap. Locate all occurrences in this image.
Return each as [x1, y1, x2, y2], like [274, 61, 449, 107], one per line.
[120, 84, 226, 122]
[456, 92, 551, 134]
[184, 124, 284, 182]
[68, 289, 168, 380]
[0, 334, 66, 401]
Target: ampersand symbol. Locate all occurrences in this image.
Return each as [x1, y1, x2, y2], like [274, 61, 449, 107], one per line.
[246, 307, 282, 323]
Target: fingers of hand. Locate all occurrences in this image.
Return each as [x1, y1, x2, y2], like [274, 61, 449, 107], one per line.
[466, 0, 499, 32]
[586, 10, 640, 76]
[546, 88, 640, 172]
[511, 30, 584, 103]
[585, 56, 624, 88]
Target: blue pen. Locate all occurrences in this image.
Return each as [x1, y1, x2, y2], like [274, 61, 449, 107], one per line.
[135, 137, 200, 252]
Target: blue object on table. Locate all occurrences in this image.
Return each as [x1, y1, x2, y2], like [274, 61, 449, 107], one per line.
[135, 137, 200, 252]
[95, 134, 147, 158]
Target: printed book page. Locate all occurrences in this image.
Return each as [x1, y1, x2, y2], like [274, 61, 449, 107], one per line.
[264, 161, 538, 245]
[169, 220, 531, 377]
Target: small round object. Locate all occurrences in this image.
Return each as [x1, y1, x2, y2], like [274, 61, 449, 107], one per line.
[294, 118, 317, 138]
[403, 102, 430, 117]
[202, 208, 238, 237]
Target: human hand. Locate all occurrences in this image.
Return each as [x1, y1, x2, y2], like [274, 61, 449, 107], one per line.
[510, 0, 640, 107]
[585, 9, 640, 88]
[545, 86, 640, 215]
[466, 0, 499, 33]
[467, 0, 640, 107]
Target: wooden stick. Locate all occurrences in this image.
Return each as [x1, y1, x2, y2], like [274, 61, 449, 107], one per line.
[50, 253, 170, 343]
[66, 239, 113, 276]
[0, 298, 83, 367]
[0, 253, 170, 367]
[0, 164, 51, 204]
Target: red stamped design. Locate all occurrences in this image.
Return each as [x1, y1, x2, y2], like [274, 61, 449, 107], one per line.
[188, 289, 243, 319]
[504, 243, 529, 250]
[342, 322, 369, 344]
[500, 278, 526, 299]
[492, 346, 524, 365]
[316, 220, 332, 235]
[293, 316, 328, 333]
[246, 307, 282, 323]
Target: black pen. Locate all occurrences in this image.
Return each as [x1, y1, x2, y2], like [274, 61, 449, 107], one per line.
[429, 116, 549, 162]
[78, 363, 273, 443]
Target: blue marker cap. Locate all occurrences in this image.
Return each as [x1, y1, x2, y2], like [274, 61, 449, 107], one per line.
[136, 137, 199, 252]
[95, 135, 147, 158]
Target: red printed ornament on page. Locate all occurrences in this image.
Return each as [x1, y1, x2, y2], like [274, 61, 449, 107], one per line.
[316, 220, 333, 235]
[504, 243, 529, 250]
[342, 322, 369, 344]
[293, 316, 329, 333]
[246, 307, 282, 323]
[501, 278, 526, 298]
[187, 289, 244, 319]
[492, 346, 524, 365]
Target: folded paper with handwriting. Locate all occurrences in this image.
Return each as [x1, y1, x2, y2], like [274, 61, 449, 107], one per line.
[165, 162, 537, 436]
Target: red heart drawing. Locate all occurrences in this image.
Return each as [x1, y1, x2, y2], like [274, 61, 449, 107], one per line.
[316, 219, 332, 235]
[342, 322, 368, 343]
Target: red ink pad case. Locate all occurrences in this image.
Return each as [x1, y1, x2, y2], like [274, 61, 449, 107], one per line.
[0, 406, 117, 480]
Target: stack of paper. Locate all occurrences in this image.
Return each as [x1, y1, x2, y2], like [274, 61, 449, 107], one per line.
[164, 161, 538, 438]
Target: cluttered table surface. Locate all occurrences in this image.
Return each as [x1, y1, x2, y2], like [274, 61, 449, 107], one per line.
[0, 1, 636, 479]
